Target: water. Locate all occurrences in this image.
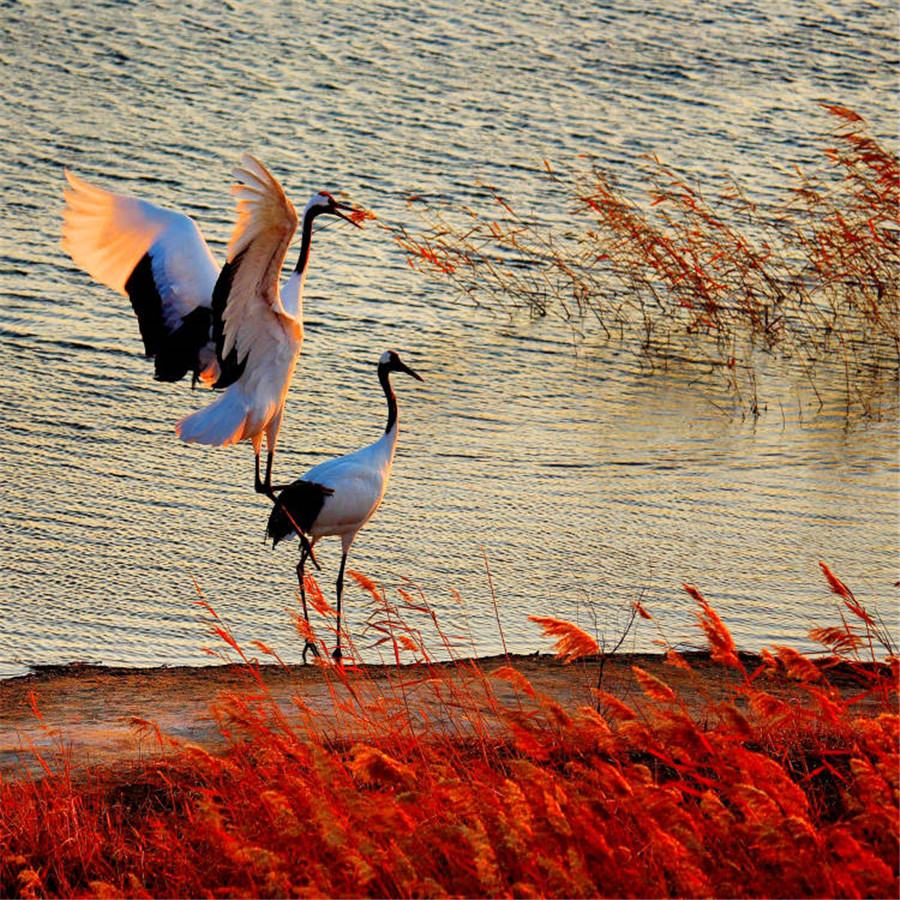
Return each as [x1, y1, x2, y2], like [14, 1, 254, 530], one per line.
[1, 0, 897, 678]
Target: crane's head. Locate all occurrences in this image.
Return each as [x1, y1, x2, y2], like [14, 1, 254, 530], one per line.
[305, 191, 362, 227]
[380, 349, 424, 381]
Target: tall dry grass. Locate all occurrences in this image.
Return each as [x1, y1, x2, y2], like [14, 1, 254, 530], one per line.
[1, 563, 897, 899]
[390, 105, 899, 415]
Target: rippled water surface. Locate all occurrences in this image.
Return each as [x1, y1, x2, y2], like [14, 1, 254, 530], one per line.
[1, 0, 897, 677]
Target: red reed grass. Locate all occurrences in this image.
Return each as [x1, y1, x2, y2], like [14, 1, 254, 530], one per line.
[389, 105, 899, 416]
[1, 564, 897, 899]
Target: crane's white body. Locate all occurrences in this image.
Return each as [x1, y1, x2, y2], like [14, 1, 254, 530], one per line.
[63, 158, 353, 476]
[173, 310, 301, 448]
[294, 423, 398, 554]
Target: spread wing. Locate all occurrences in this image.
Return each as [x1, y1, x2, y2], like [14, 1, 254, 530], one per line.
[214, 155, 299, 377]
[62, 170, 219, 324]
[62, 170, 221, 382]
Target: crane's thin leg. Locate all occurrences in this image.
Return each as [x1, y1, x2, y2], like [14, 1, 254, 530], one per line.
[255, 450, 280, 496]
[254, 451, 267, 495]
[264, 450, 275, 493]
[297, 545, 319, 663]
[333, 552, 348, 662]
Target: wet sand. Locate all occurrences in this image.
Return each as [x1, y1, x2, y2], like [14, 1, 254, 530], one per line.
[0, 651, 885, 779]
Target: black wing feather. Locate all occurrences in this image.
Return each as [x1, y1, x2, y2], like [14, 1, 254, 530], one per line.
[124, 253, 168, 358]
[125, 253, 213, 383]
[211, 250, 249, 389]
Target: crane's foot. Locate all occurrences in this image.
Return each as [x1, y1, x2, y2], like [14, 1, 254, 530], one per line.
[255, 477, 277, 501]
[302, 640, 320, 663]
[332, 646, 343, 663]
[256, 481, 276, 499]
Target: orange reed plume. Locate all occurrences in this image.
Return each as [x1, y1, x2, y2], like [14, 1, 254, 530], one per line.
[529, 616, 599, 663]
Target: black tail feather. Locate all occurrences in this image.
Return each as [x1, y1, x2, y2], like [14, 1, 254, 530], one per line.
[267, 480, 334, 547]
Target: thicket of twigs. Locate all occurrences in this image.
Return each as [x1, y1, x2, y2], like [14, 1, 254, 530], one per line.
[2, 563, 897, 898]
[390, 105, 899, 415]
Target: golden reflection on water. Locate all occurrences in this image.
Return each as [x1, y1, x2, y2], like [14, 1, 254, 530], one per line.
[1, 0, 897, 676]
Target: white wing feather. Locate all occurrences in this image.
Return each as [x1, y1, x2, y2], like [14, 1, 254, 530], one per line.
[219, 154, 299, 364]
[61, 170, 219, 328]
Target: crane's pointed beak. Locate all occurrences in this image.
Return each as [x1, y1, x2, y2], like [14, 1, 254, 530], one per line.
[399, 361, 424, 382]
[333, 201, 364, 228]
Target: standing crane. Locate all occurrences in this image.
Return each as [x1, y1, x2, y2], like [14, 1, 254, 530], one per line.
[267, 350, 423, 662]
[62, 155, 361, 496]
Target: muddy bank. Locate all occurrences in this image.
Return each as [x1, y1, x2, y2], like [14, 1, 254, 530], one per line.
[0, 652, 885, 778]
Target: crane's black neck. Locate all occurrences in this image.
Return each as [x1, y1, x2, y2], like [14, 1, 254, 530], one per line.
[293, 209, 317, 274]
[378, 363, 398, 434]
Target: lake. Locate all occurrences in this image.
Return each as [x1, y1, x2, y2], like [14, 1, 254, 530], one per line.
[1, 0, 897, 678]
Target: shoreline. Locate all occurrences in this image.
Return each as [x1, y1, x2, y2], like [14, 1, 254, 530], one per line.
[1, 651, 887, 780]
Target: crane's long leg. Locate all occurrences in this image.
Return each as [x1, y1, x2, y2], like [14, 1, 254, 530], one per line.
[256, 450, 283, 495]
[264, 450, 275, 493]
[297, 544, 319, 663]
[254, 451, 267, 495]
[333, 552, 349, 662]
[255, 450, 281, 495]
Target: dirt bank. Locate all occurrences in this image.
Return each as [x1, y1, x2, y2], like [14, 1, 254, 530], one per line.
[0, 651, 885, 779]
